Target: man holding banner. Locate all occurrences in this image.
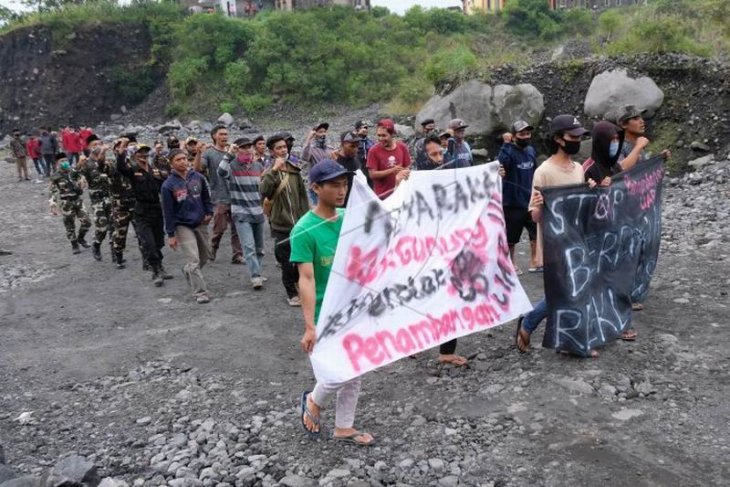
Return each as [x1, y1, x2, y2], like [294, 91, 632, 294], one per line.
[291, 159, 376, 447]
[516, 114, 592, 355]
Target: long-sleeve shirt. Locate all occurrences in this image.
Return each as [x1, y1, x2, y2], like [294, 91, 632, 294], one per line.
[498, 142, 537, 209]
[9, 138, 26, 158]
[26, 138, 41, 159]
[116, 153, 167, 210]
[40, 133, 58, 155]
[218, 155, 265, 223]
[161, 170, 213, 236]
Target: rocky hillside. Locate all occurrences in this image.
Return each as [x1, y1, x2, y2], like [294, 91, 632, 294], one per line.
[0, 23, 163, 134]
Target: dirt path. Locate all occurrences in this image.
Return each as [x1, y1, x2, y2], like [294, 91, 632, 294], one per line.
[0, 158, 728, 487]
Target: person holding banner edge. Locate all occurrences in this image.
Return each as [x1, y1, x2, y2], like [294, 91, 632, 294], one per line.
[291, 159, 376, 447]
[516, 114, 600, 356]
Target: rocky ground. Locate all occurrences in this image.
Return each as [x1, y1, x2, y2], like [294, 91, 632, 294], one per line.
[0, 149, 729, 487]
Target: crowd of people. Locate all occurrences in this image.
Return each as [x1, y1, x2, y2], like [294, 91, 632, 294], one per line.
[7, 105, 669, 446]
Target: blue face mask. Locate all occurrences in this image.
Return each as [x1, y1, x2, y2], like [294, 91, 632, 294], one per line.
[609, 141, 620, 158]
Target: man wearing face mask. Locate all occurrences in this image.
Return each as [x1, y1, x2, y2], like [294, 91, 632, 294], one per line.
[219, 138, 267, 290]
[516, 114, 596, 355]
[302, 123, 334, 205]
[498, 120, 540, 274]
[583, 121, 649, 185]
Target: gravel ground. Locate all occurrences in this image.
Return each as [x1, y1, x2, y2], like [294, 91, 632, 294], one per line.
[0, 151, 728, 487]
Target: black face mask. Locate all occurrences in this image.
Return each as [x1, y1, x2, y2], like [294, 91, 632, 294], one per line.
[561, 139, 581, 155]
[515, 138, 530, 148]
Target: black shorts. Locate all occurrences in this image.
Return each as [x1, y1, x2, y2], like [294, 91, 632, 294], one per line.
[504, 206, 536, 245]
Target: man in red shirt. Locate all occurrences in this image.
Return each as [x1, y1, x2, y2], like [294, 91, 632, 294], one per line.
[79, 127, 93, 155]
[25, 133, 44, 177]
[366, 119, 411, 199]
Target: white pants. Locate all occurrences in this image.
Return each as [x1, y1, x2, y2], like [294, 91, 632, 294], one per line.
[311, 378, 362, 429]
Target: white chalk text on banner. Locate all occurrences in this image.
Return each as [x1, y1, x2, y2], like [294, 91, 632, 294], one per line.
[541, 156, 664, 356]
[311, 163, 533, 383]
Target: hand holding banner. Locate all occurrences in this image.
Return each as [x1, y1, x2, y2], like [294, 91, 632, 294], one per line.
[311, 163, 533, 383]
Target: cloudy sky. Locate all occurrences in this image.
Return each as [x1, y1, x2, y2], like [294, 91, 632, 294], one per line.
[1, 0, 463, 15]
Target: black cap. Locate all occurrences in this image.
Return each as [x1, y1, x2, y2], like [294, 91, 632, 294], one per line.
[86, 134, 100, 144]
[233, 137, 253, 147]
[612, 105, 648, 125]
[420, 118, 435, 127]
[314, 122, 329, 131]
[549, 115, 588, 137]
[511, 120, 534, 133]
[354, 120, 370, 130]
[341, 131, 359, 143]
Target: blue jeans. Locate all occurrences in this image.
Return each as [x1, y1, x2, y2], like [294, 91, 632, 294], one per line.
[234, 218, 264, 279]
[522, 297, 547, 334]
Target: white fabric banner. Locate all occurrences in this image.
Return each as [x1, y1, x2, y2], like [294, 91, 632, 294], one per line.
[311, 163, 533, 383]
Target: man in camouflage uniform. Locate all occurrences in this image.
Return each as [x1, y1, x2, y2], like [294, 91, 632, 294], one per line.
[109, 138, 137, 269]
[49, 157, 91, 254]
[77, 135, 113, 261]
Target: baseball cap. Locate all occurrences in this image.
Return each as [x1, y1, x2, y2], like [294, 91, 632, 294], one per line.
[309, 159, 348, 184]
[549, 115, 589, 137]
[185, 136, 198, 145]
[86, 134, 100, 144]
[354, 120, 370, 130]
[512, 120, 534, 133]
[55, 153, 68, 162]
[136, 144, 152, 153]
[438, 130, 451, 139]
[420, 118, 435, 127]
[276, 131, 295, 141]
[613, 105, 647, 124]
[341, 131, 359, 144]
[314, 122, 330, 131]
[449, 119, 468, 130]
[233, 137, 252, 147]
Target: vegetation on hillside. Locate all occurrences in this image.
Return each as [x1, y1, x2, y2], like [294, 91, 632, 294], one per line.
[1, 0, 727, 116]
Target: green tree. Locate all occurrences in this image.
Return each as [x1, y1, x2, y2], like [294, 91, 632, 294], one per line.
[598, 9, 621, 41]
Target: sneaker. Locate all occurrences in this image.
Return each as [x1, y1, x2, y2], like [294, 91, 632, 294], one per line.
[251, 277, 264, 290]
[287, 296, 301, 307]
[77, 238, 91, 249]
[195, 292, 211, 304]
[152, 270, 164, 287]
[231, 255, 244, 265]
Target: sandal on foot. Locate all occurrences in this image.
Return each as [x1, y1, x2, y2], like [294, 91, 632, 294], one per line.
[300, 391, 320, 438]
[333, 431, 376, 447]
[631, 303, 644, 311]
[621, 329, 637, 341]
[528, 266, 543, 273]
[515, 316, 530, 353]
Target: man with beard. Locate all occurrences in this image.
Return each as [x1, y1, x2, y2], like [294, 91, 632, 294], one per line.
[260, 134, 310, 306]
[498, 120, 540, 274]
[116, 140, 171, 286]
[77, 135, 113, 262]
[196, 125, 243, 264]
[302, 122, 334, 205]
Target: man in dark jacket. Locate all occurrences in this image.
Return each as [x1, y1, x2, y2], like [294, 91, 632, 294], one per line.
[40, 128, 58, 174]
[498, 120, 539, 274]
[162, 149, 214, 303]
[116, 140, 171, 286]
[333, 131, 362, 207]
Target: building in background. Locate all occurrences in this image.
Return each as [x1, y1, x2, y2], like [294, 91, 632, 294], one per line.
[463, 0, 646, 14]
[275, 0, 370, 10]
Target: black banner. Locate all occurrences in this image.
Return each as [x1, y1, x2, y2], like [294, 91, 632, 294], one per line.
[541, 157, 664, 356]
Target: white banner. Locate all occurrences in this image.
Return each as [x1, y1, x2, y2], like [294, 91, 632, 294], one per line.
[311, 163, 533, 383]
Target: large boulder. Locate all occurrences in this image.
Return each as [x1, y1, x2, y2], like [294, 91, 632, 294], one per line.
[584, 69, 664, 119]
[48, 455, 100, 487]
[416, 80, 544, 136]
[217, 112, 234, 126]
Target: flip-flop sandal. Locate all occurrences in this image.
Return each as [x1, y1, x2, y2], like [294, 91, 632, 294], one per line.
[631, 303, 644, 311]
[300, 391, 321, 439]
[514, 316, 530, 353]
[621, 330, 637, 341]
[333, 432, 377, 447]
[528, 267, 543, 273]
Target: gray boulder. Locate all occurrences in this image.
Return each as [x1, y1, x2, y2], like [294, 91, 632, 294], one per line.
[584, 69, 664, 119]
[0, 465, 18, 484]
[217, 113, 234, 126]
[48, 455, 100, 487]
[688, 154, 714, 169]
[0, 476, 44, 487]
[416, 80, 544, 135]
[394, 124, 415, 138]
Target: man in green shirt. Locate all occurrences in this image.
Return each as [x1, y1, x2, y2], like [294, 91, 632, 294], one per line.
[290, 159, 375, 447]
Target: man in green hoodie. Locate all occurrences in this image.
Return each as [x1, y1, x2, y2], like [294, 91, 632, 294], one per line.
[260, 134, 310, 306]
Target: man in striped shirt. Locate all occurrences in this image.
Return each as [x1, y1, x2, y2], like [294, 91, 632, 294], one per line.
[218, 137, 266, 289]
